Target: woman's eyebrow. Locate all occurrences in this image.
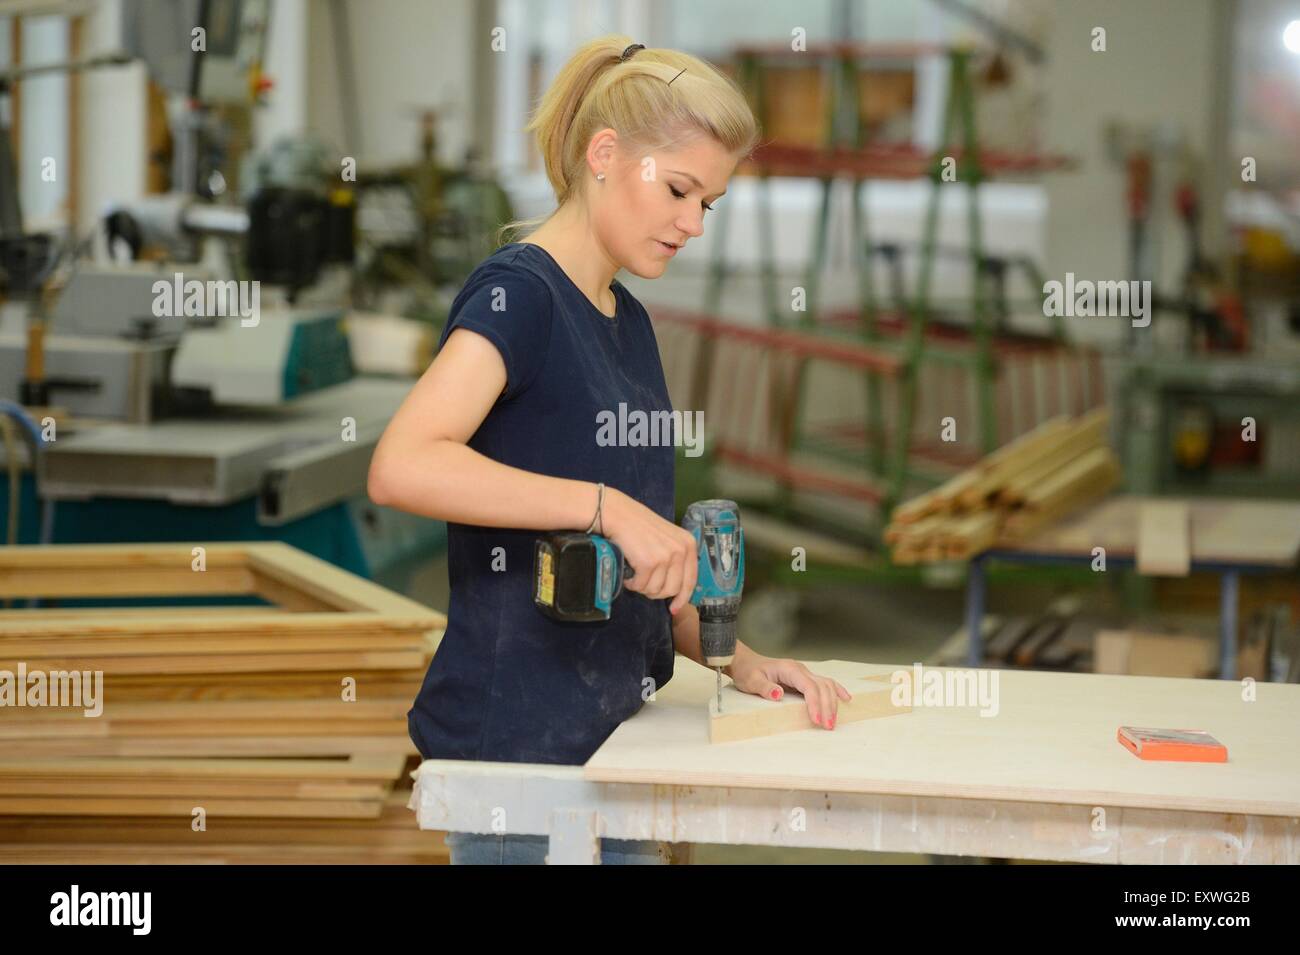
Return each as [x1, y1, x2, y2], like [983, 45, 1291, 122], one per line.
[667, 169, 726, 198]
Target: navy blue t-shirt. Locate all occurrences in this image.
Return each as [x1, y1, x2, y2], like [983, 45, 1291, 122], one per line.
[407, 241, 677, 766]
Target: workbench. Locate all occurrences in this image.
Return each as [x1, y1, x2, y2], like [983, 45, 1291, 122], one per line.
[409, 657, 1300, 864]
[964, 496, 1300, 677]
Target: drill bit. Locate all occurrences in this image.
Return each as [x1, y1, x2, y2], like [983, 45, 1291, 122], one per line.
[715, 666, 722, 713]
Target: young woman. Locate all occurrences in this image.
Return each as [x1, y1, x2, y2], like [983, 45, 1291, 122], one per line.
[368, 35, 851, 865]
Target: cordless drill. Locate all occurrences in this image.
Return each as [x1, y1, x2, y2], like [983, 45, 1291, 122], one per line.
[533, 499, 745, 711]
[682, 500, 745, 713]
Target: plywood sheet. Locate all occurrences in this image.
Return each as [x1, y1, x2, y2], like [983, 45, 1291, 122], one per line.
[586, 657, 1300, 817]
[708, 666, 908, 742]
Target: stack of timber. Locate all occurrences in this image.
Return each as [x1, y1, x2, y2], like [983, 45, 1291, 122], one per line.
[0, 542, 449, 863]
[886, 408, 1120, 563]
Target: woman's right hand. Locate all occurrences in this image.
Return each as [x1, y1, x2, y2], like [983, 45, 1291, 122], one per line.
[601, 486, 699, 616]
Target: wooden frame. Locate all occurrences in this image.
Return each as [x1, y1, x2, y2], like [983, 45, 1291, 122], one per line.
[0, 542, 446, 676]
[0, 543, 446, 842]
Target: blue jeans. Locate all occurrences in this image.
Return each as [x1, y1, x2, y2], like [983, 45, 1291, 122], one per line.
[446, 831, 666, 865]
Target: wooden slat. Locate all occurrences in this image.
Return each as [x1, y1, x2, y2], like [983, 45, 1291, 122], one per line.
[0, 649, 427, 675]
[1136, 499, 1191, 577]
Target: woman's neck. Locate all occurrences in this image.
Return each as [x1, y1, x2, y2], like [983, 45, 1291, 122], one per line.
[520, 204, 619, 316]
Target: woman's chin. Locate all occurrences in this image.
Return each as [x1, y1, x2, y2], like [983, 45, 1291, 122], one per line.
[626, 257, 670, 280]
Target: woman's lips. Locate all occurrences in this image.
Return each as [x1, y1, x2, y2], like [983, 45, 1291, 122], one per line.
[657, 240, 678, 256]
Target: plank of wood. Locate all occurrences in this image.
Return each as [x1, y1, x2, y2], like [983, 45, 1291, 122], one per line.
[1002, 465, 1119, 539]
[0, 614, 438, 638]
[1002, 449, 1120, 539]
[0, 753, 404, 779]
[954, 415, 1079, 508]
[1136, 500, 1191, 577]
[0, 650, 428, 675]
[0, 543, 446, 630]
[0, 778, 388, 799]
[0, 796, 383, 819]
[1001, 496, 1300, 567]
[0, 606, 295, 620]
[585, 657, 1300, 817]
[0, 719, 408, 740]
[1093, 629, 1215, 678]
[944, 511, 1001, 559]
[0, 698, 409, 722]
[889, 468, 984, 524]
[0, 631, 427, 657]
[997, 408, 1110, 505]
[0, 736, 418, 757]
[247, 542, 437, 618]
[708, 669, 909, 743]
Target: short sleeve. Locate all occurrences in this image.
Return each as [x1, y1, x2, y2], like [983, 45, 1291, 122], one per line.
[441, 264, 554, 401]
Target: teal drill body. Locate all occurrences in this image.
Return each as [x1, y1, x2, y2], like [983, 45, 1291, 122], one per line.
[533, 499, 745, 711]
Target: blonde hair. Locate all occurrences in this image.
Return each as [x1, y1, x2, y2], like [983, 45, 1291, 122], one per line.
[496, 34, 760, 246]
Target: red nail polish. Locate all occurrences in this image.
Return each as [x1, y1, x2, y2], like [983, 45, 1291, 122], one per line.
[770, 689, 780, 700]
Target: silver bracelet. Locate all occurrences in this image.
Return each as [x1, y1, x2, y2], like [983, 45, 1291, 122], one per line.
[585, 482, 605, 535]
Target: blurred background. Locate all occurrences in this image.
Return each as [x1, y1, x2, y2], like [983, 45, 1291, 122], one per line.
[0, 0, 1297, 863]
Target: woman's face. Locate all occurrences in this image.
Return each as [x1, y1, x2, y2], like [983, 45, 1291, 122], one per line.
[589, 133, 738, 279]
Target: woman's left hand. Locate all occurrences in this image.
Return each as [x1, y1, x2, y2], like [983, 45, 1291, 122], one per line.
[728, 654, 852, 729]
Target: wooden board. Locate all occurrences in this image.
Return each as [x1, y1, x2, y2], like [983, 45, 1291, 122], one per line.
[1093, 630, 1215, 679]
[1136, 500, 1191, 576]
[585, 657, 1300, 817]
[1001, 496, 1300, 567]
[707, 666, 908, 742]
[0, 789, 451, 864]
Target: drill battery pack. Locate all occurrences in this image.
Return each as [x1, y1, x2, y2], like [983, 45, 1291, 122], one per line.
[533, 532, 628, 623]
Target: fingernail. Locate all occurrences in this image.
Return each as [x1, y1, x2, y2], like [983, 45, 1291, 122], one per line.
[770, 689, 781, 700]
[829, 717, 836, 729]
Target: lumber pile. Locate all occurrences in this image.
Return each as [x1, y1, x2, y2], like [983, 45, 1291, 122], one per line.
[886, 408, 1120, 563]
[0, 779, 448, 864]
[0, 542, 450, 863]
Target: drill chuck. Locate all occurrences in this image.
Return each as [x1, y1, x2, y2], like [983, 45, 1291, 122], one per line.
[683, 499, 745, 667]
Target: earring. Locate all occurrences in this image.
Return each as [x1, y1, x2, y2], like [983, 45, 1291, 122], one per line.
[596, 172, 605, 181]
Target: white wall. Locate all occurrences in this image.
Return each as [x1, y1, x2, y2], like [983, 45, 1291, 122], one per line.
[18, 16, 69, 230]
[1041, 0, 1220, 300]
[255, 0, 309, 146]
[77, 0, 147, 239]
[307, 0, 477, 168]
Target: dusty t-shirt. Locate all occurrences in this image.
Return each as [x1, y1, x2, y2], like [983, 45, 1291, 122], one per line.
[406, 242, 677, 765]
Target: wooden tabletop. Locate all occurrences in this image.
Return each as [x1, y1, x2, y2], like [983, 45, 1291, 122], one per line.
[994, 495, 1300, 567]
[585, 657, 1300, 818]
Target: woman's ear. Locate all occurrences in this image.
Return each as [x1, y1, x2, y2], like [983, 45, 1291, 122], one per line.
[586, 127, 619, 179]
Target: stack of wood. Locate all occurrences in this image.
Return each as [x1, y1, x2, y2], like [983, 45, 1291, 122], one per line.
[886, 408, 1120, 563]
[0, 543, 450, 864]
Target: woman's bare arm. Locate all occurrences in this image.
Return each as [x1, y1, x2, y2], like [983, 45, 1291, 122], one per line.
[367, 327, 598, 531]
[370, 325, 699, 610]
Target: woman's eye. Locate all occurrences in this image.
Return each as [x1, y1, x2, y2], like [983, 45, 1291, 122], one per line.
[670, 185, 714, 213]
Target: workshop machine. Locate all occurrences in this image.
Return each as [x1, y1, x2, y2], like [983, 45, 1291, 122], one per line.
[0, 0, 438, 584]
